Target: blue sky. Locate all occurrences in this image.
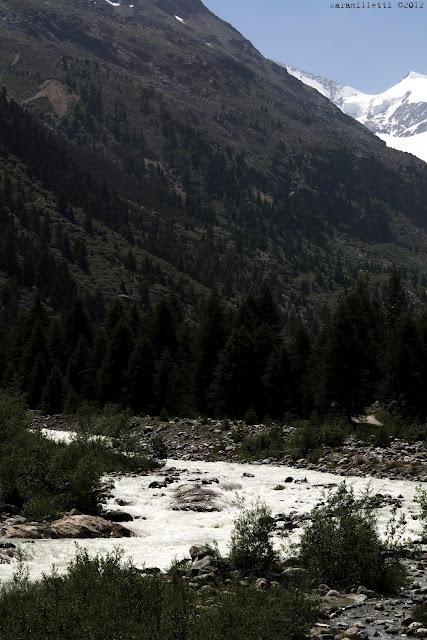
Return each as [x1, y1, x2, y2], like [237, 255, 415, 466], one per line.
[203, 0, 427, 93]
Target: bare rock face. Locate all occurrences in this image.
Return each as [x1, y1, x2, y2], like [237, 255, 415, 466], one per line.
[0, 515, 132, 539]
[172, 484, 222, 512]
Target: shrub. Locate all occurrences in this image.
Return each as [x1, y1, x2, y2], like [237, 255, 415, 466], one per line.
[413, 602, 427, 626]
[299, 484, 406, 592]
[0, 393, 155, 518]
[241, 426, 284, 459]
[0, 550, 316, 640]
[195, 581, 316, 640]
[151, 435, 168, 459]
[415, 487, 427, 534]
[229, 499, 277, 576]
[287, 418, 349, 460]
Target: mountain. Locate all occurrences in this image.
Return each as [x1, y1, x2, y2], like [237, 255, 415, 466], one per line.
[2, 0, 427, 315]
[286, 66, 427, 163]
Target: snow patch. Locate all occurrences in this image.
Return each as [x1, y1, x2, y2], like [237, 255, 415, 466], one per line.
[379, 131, 427, 164]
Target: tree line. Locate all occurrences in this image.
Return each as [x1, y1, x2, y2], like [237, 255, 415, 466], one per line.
[0, 272, 425, 422]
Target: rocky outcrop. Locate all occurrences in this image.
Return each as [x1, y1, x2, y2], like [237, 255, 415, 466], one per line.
[0, 515, 132, 539]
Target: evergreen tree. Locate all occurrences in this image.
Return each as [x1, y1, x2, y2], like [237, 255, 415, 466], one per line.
[41, 366, 65, 414]
[125, 335, 155, 413]
[263, 342, 291, 419]
[315, 281, 378, 419]
[193, 291, 227, 413]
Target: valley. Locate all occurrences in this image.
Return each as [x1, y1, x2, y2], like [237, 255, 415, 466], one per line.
[1, 1, 427, 638]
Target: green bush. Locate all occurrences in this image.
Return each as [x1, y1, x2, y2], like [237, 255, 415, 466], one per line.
[241, 426, 285, 459]
[0, 550, 316, 640]
[413, 602, 427, 626]
[195, 581, 316, 640]
[229, 500, 278, 576]
[0, 392, 155, 518]
[151, 435, 168, 459]
[299, 484, 406, 593]
[287, 418, 349, 460]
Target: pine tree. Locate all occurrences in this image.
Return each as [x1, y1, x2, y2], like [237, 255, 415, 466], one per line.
[381, 313, 424, 418]
[210, 325, 255, 418]
[263, 342, 291, 419]
[315, 281, 378, 419]
[41, 366, 65, 414]
[193, 291, 227, 413]
[125, 336, 155, 413]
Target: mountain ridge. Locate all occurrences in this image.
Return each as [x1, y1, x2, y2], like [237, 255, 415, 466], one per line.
[285, 65, 427, 162]
[2, 0, 427, 312]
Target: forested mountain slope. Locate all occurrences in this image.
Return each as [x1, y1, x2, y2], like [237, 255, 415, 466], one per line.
[2, 0, 427, 311]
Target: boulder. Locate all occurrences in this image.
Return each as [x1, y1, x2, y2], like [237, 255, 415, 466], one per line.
[344, 627, 364, 639]
[356, 585, 377, 599]
[0, 523, 49, 539]
[320, 592, 367, 613]
[172, 484, 222, 512]
[149, 480, 167, 489]
[5, 515, 26, 526]
[191, 555, 215, 574]
[0, 542, 16, 549]
[189, 544, 212, 561]
[1, 515, 132, 539]
[255, 578, 270, 591]
[409, 623, 424, 635]
[50, 515, 132, 538]
[101, 510, 134, 522]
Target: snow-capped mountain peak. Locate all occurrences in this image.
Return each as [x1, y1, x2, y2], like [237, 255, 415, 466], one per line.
[405, 70, 427, 81]
[286, 65, 427, 163]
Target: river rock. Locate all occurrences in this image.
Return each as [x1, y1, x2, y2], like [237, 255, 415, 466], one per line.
[408, 623, 424, 635]
[101, 510, 134, 522]
[320, 592, 367, 612]
[149, 480, 167, 489]
[172, 484, 222, 512]
[255, 578, 270, 591]
[1, 515, 131, 539]
[357, 585, 378, 598]
[50, 515, 132, 538]
[191, 555, 215, 574]
[0, 523, 49, 539]
[189, 544, 212, 561]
